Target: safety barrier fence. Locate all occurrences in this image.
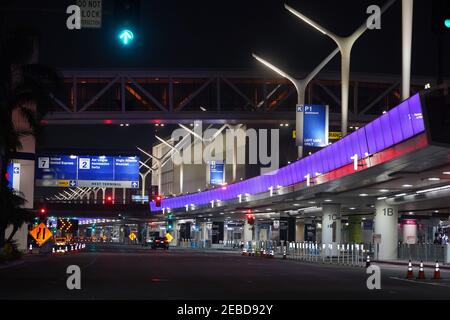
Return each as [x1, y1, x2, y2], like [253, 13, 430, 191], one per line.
[241, 241, 368, 267]
[398, 243, 449, 263]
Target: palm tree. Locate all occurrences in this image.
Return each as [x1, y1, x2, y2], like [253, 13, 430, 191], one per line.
[0, 28, 62, 248]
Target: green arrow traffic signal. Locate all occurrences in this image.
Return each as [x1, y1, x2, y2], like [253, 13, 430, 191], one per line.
[119, 29, 134, 45]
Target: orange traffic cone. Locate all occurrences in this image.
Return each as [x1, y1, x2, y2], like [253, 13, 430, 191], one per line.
[406, 260, 414, 279]
[433, 261, 441, 280]
[417, 261, 426, 280]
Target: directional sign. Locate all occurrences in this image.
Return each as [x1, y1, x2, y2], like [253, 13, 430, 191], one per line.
[165, 233, 173, 243]
[36, 155, 140, 188]
[29, 223, 53, 246]
[128, 232, 136, 241]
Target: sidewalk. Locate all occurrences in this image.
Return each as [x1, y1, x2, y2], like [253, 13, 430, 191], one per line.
[376, 259, 450, 269]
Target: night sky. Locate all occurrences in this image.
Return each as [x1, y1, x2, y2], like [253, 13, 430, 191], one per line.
[1, 0, 448, 153]
[1, 0, 448, 77]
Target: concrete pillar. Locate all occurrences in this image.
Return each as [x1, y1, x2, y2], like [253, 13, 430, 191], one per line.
[402, 219, 417, 244]
[348, 216, 363, 243]
[169, 220, 178, 246]
[243, 220, 254, 243]
[322, 204, 341, 244]
[374, 200, 398, 260]
[295, 219, 305, 242]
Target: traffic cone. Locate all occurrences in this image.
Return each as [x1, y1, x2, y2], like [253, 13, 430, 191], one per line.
[28, 244, 33, 254]
[433, 261, 441, 280]
[242, 248, 247, 256]
[417, 261, 426, 280]
[406, 260, 414, 279]
[365, 255, 371, 268]
[283, 247, 287, 260]
[65, 246, 68, 253]
[262, 249, 266, 257]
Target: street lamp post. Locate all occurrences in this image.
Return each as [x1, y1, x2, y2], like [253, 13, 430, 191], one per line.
[252, 48, 339, 158]
[285, 0, 396, 137]
[402, 0, 413, 100]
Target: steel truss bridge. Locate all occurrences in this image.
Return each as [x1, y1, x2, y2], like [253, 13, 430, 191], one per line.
[45, 69, 435, 126]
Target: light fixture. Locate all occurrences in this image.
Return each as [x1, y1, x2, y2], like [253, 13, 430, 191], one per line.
[377, 196, 387, 200]
[324, 199, 332, 202]
[395, 193, 407, 197]
[402, 184, 413, 187]
[379, 189, 389, 193]
[434, 210, 439, 213]
[293, 204, 301, 206]
[359, 193, 369, 197]
[427, 177, 440, 181]
[308, 201, 316, 204]
[443, 172, 450, 175]
[416, 185, 450, 194]
[349, 207, 356, 210]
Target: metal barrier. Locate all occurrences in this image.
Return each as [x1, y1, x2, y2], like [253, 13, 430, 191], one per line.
[398, 243, 447, 263]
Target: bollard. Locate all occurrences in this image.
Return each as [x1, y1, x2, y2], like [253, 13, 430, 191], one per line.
[28, 244, 33, 254]
[283, 247, 287, 260]
[52, 247, 56, 255]
[417, 261, 426, 280]
[433, 261, 441, 280]
[366, 255, 371, 268]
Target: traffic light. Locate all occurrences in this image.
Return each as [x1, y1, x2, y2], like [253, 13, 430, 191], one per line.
[432, 0, 450, 34]
[105, 195, 113, 204]
[246, 210, 255, 225]
[167, 213, 174, 232]
[155, 194, 162, 207]
[115, 0, 140, 46]
[38, 207, 47, 222]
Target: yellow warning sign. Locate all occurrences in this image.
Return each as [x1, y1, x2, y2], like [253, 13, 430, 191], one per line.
[165, 233, 173, 242]
[29, 223, 53, 246]
[57, 180, 69, 187]
[329, 132, 342, 140]
[129, 232, 136, 241]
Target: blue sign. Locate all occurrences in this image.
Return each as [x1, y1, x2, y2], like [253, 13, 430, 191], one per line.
[6, 162, 14, 189]
[210, 162, 224, 185]
[301, 104, 329, 147]
[36, 155, 140, 188]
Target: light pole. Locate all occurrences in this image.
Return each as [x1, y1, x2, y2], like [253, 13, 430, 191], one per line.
[252, 48, 339, 158]
[402, 0, 413, 100]
[285, 0, 396, 137]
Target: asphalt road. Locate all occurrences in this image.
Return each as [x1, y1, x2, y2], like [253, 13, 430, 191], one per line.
[1, 244, 450, 300]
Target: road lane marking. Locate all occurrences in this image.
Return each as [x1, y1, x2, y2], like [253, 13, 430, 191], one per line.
[389, 277, 450, 287]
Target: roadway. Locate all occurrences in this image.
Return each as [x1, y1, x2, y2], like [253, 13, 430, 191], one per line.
[1, 245, 450, 300]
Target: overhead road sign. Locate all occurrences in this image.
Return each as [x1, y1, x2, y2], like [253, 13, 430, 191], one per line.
[36, 155, 140, 188]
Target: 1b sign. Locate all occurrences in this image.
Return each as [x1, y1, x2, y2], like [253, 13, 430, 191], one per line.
[300, 104, 329, 148]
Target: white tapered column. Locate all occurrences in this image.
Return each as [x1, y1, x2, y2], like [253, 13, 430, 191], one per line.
[402, 0, 413, 100]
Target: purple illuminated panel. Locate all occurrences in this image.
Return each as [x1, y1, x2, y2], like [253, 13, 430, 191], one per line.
[150, 94, 425, 212]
